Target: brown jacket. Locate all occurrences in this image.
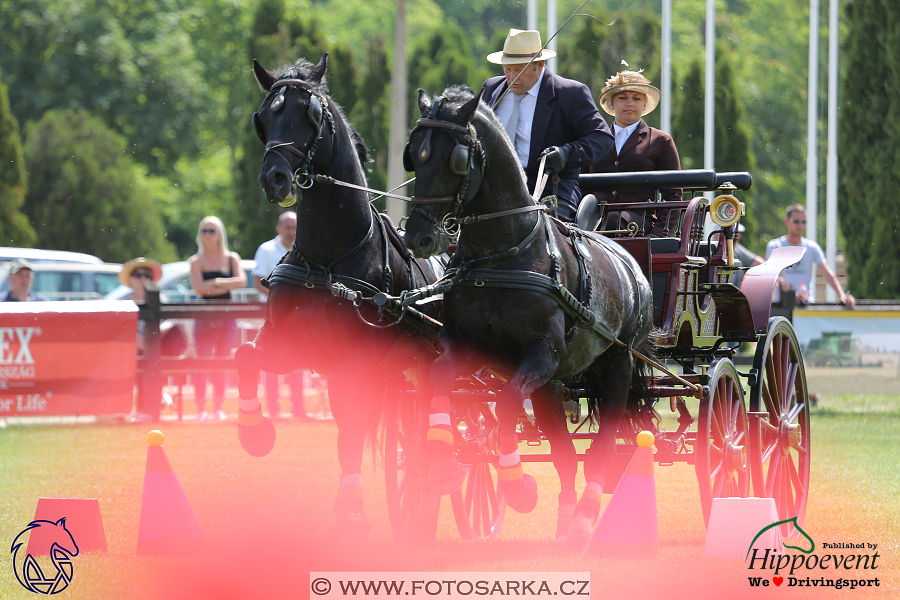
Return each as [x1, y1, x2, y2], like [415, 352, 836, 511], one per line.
[584, 120, 682, 235]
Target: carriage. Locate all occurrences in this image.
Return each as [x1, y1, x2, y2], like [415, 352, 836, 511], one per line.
[383, 169, 810, 542]
[243, 57, 809, 547]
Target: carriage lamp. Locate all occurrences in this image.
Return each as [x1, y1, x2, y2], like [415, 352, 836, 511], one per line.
[710, 194, 743, 267]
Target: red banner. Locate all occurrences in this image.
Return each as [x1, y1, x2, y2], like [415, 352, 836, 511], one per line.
[0, 301, 137, 416]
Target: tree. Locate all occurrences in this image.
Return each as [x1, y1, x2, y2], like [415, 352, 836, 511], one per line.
[839, 0, 900, 298]
[673, 43, 758, 248]
[0, 68, 36, 247]
[23, 109, 176, 263]
[0, 0, 209, 175]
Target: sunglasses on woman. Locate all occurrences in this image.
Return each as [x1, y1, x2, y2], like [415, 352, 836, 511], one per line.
[131, 271, 153, 279]
[201, 228, 218, 234]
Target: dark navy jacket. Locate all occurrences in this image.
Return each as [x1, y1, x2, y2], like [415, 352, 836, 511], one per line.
[482, 70, 613, 218]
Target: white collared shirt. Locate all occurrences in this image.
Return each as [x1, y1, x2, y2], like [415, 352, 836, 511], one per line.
[494, 68, 545, 166]
[613, 121, 640, 155]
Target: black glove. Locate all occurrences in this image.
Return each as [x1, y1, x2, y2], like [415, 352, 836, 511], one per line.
[539, 144, 571, 172]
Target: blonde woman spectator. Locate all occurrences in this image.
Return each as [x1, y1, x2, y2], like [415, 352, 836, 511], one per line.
[189, 216, 246, 420]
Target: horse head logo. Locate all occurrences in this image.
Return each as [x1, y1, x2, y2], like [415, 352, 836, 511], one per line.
[10, 518, 80, 594]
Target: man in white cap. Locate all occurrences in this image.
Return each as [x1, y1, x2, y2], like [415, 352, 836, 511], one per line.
[1, 259, 48, 302]
[481, 28, 613, 221]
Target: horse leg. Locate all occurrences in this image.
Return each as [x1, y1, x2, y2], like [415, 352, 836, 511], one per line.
[567, 349, 633, 550]
[493, 338, 562, 514]
[425, 342, 468, 496]
[234, 340, 276, 457]
[329, 376, 377, 540]
[531, 381, 578, 541]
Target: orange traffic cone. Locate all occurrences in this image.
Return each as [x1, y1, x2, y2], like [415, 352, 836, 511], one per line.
[136, 430, 204, 556]
[582, 431, 658, 558]
[26, 498, 107, 555]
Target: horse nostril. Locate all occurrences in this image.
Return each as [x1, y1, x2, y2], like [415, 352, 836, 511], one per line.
[419, 237, 433, 249]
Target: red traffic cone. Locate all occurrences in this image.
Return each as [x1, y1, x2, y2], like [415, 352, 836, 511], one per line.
[136, 430, 204, 556]
[582, 431, 658, 558]
[26, 498, 107, 555]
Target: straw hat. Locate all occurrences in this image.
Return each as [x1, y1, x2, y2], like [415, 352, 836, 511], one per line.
[598, 71, 661, 117]
[119, 257, 162, 286]
[487, 29, 556, 65]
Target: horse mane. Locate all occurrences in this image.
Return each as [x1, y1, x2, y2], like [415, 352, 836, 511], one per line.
[433, 85, 503, 132]
[271, 58, 371, 171]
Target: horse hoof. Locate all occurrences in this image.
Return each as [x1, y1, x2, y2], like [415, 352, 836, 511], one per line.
[332, 511, 371, 541]
[428, 456, 466, 496]
[565, 512, 595, 552]
[500, 474, 538, 514]
[237, 417, 276, 457]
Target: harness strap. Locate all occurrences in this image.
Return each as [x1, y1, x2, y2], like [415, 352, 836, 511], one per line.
[452, 268, 619, 344]
[455, 211, 545, 270]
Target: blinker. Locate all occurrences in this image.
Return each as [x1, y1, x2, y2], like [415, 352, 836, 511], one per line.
[272, 91, 285, 112]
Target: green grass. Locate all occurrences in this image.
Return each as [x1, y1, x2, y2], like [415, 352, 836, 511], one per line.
[1, 394, 897, 599]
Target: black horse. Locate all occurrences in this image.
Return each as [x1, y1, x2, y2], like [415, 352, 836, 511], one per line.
[236, 54, 440, 538]
[402, 86, 655, 548]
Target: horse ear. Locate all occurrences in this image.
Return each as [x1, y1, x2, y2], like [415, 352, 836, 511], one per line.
[253, 59, 276, 93]
[417, 89, 432, 118]
[311, 52, 329, 83]
[459, 88, 484, 123]
[55, 517, 67, 526]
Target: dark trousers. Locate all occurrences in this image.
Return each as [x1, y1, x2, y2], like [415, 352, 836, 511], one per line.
[193, 319, 236, 412]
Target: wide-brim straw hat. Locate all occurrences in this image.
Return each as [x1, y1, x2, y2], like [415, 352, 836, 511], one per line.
[119, 257, 162, 286]
[598, 71, 661, 117]
[487, 29, 556, 65]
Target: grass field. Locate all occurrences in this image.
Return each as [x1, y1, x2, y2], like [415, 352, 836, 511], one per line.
[1, 393, 897, 599]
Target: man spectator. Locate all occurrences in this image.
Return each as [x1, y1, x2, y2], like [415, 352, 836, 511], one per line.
[1, 259, 48, 302]
[481, 29, 613, 222]
[766, 204, 855, 308]
[734, 223, 763, 267]
[251, 211, 310, 420]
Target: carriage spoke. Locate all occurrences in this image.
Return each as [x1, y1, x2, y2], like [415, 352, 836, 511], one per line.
[760, 419, 779, 435]
[480, 466, 492, 535]
[787, 401, 805, 424]
[783, 363, 798, 412]
[732, 429, 746, 446]
[787, 454, 805, 503]
[765, 446, 781, 496]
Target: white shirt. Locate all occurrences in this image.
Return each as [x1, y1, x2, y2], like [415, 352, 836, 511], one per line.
[252, 236, 291, 302]
[765, 236, 826, 303]
[494, 68, 545, 166]
[613, 121, 640, 155]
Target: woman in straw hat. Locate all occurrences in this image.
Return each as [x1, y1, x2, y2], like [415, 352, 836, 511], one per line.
[585, 69, 681, 236]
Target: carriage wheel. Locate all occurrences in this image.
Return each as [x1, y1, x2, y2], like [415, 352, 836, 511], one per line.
[748, 317, 811, 536]
[384, 394, 437, 542]
[449, 403, 506, 539]
[695, 358, 750, 526]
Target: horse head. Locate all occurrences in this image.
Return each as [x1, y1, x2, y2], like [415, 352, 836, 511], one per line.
[253, 53, 339, 207]
[403, 87, 495, 258]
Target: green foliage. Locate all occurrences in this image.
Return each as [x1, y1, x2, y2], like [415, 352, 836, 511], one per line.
[839, 0, 900, 298]
[408, 23, 478, 112]
[0, 68, 36, 246]
[0, 0, 209, 176]
[673, 43, 757, 247]
[22, 109, 177, 263]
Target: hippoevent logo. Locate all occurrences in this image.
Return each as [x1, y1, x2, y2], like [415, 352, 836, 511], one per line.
[745, 517, 881, 590]
[10, 518, 80, 594]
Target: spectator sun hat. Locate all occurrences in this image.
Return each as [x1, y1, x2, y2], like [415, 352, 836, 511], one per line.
[598, 70, 661, 117]
[9, 258, 34, 274]
[119, 257, 163, 286]
[487, 29, 556, 65]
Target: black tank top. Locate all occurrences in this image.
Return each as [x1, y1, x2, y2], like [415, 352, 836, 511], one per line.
[201, 260, 234, 300]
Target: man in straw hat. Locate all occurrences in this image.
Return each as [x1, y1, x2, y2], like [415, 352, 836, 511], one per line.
[585, 69, 682, 236]
[482, 29, 612, 222]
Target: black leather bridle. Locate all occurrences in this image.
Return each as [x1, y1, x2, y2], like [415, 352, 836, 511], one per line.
[253, 78, 335, 198]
